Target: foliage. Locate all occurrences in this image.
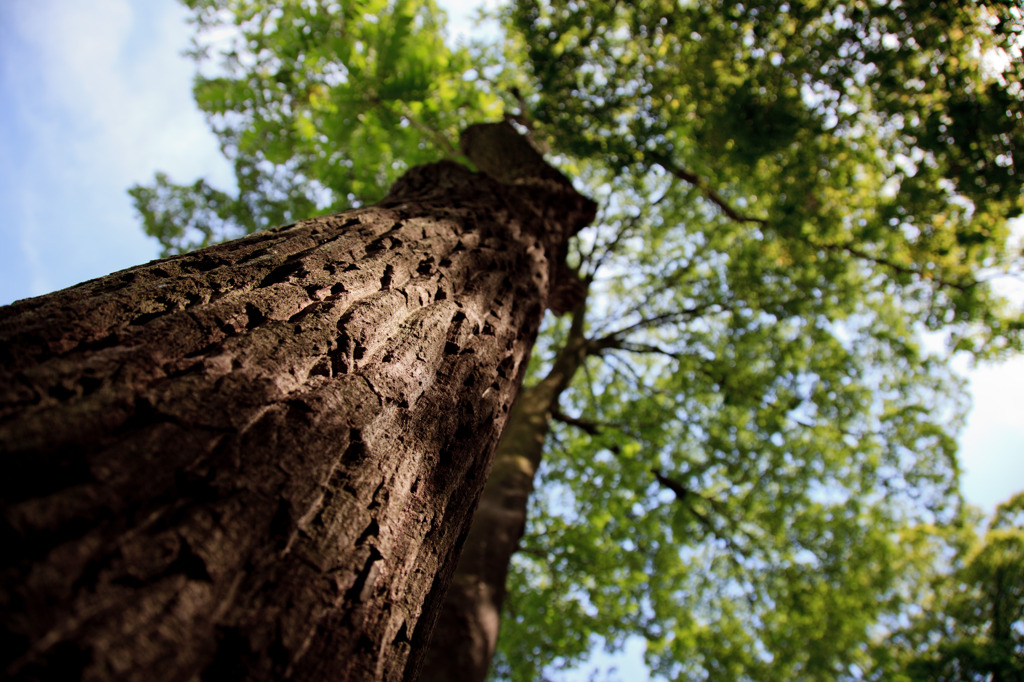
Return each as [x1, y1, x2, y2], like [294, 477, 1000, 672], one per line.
[493, 161, 972, 682]
[135, 0, 1024, 679]
[486, 1, 1023, 678]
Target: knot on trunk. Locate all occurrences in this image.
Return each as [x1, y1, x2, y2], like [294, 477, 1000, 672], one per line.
[460, 121, 570, 187]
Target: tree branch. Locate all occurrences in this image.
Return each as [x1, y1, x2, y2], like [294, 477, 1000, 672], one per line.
[602, 340, 686, 359]
[651, 469, 756, 565]
[646, 151, 768, 226]
[817, 241, 979, 292]
[552, 410, 603, 435]
[583, 180, 675, 279]
[652, 468, 692, 499]
[591, 302, 720, 350]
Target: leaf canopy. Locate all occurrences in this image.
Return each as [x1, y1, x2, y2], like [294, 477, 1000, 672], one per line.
[489, 0, 1023, 677]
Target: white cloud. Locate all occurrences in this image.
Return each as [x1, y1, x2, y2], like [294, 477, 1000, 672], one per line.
[959, 356, 1024, 512]
[11, 0, 228, 187]
[437, 0, 504, 45]
[7, 1, 133, 150]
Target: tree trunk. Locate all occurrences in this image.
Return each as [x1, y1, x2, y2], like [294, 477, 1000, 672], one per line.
[0, 128, 595, 682]
[418, 299, 590, 682]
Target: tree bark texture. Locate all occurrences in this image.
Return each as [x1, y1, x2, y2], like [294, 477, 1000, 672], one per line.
[0, 132, 595, 682]
[419, 299, 590, 682]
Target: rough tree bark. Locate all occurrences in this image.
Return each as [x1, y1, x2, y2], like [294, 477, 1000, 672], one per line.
[0, 124, 595, 682]
[419, 296, 591, 682]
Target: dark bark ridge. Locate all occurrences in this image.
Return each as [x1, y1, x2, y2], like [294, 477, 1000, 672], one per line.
[419, 295, 592, 682]
[0, 140, 595, 681]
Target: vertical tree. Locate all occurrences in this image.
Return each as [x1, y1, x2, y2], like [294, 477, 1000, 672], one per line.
[434, 0, 1024, 678]
[0, 127, 595, 681]
[124, 0, 1024, 679]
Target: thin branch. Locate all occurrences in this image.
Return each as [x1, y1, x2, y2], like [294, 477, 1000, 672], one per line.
[652, 468, 692, 499]
[515, 545, 550, 559]
[602, 351, 649, 392]
[817, 241, 979, 292]
[552, 410, 603, 435]
[646, 151, 768, 226]
[648, 147, 981, 294]
[788, 414, 869, 443]
[652, 468, 730, 514]
[580, 343, 601, 417]
[592, 236, 720, 334]
[592, 301, 720, 349]
[651, 469, 756, 567]
[583, 180, 676, 279]
[600, 340, 686, 359]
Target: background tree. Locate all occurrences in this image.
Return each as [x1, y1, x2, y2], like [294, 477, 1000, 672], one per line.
[869, 492, 1024, 681]
[128, 0, 1024, 679]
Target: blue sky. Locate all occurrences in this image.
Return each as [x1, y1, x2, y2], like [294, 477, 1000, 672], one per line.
[0, 1, 1020, 679]
[0, 0, 232, 303]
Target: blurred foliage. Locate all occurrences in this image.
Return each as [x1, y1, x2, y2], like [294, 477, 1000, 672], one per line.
[133, 0, 1024, 679]
[503, 0, 1024, 357]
